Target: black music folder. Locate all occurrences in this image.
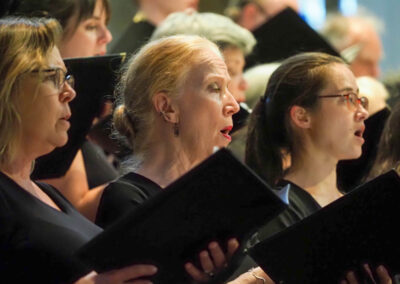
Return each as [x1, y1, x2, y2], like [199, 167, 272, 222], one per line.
[76, 148, 288, 284]
[248, 170, 400, 284]
[245, 7, 341, 69]
[31, 53, 125, 179]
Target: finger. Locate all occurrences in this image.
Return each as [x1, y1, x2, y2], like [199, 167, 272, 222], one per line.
[208, 241, 226, 268]
[104, 264, 157, 283]
[127, 281, 153, 284]
[376, 265, 392, 284]
[184, 262, 209, 282]
[363, 263, 377, 284]
[226, 238, 240, 259]
[252, 267, 275, 283]
[346, 271, 359, 284]
[339, 280, 348, 284]
[199, 250, 215, 274]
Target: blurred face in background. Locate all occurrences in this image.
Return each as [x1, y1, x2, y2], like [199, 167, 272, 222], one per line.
[59, 0, 112, 58]
[222, 46, 248, 103]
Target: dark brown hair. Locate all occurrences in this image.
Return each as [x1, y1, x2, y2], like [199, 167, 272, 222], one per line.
[245, 52, 345, 185]
[368, 100, 400, 179]
[13, 0, 110, 37]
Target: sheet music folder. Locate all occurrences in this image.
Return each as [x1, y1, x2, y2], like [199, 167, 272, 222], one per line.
[76, 148, 287, 283]
[249, 170, 400, 284]
[31, 53, 125, 179]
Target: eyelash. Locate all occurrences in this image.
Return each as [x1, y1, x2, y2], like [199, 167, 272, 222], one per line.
[209, 83, 221, 92]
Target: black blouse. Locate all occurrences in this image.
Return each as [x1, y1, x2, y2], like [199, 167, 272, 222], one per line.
[95, 172, 162, 229]
[0, 171, 102, 284]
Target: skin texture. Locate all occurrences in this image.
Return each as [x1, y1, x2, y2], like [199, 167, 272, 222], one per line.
[222, 46, 248, 103]
[18, 47, 76, 161]
[59, 0, 112, 58]
[173, 48, 240, 164]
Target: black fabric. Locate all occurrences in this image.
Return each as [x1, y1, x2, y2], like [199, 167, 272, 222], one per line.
[111, 20, 155, 54]
[229, 180, 321, 279]
[81, 140, 119, 189]
[79, 149, 287, 284]
[249, 170, 400, 284]
[95, 171, 162, 229]
[337, 107, 391, 192]
[0, 172, 102, 284]
[245, 7, 341, 69]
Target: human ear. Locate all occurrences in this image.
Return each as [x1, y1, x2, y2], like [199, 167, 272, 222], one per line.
[289, 105, 312, 129]
[152, 92, 179, 123]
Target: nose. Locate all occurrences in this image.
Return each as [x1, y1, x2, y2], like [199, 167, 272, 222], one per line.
[60, 81, 76, 103]
[355, 104, 369, 121]
[224, 90, 240, 116]
[99, 25, 113, 45]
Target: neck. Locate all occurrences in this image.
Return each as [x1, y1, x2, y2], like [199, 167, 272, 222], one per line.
[2, 155, 35, 189]
[138, 1, 168, 26]
[137, 140, 200, 189]
[284, 149, 343, 207]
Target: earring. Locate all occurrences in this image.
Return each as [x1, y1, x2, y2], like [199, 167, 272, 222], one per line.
[173, 122, 179, 137]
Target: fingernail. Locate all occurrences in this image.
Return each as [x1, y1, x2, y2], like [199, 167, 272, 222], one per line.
[209, 242, 218, 249]
[150, 266, 158, 273]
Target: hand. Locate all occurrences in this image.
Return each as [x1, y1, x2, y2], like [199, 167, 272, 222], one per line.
[184, 238, 240, 282]
[227, 267, 275, 284]
[74, 264, 158, 284]
[340, 264, 392, 284]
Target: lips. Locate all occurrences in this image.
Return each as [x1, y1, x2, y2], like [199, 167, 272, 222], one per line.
[220, 126, 233, 141]
[354, 125, 365, 143]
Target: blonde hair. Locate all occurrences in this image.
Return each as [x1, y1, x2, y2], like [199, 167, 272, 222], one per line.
[113, 35, 222, 156]
[0, 17, 62, 168]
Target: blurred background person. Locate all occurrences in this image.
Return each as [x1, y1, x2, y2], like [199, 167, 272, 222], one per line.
[320, 12, 384, 78]
[111, 0, 199, 54]
[367, 100, 400, 180]
[224, 0, 299, 32]
[356, 76, 389, 116]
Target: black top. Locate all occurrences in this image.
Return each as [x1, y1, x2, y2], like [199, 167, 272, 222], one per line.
[229, 180, 321, 280]
[0, 172, 102, 283]
[95, 172, 162, 228]
[256, 180, 321, 241]
[111, 20, 155, 54]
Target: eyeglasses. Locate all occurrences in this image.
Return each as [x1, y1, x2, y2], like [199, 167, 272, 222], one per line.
[317, 92, 369, 111]
[32, 68, 75, 91]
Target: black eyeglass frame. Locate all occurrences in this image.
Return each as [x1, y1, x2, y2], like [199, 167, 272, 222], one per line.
[317, 92, 369, 110]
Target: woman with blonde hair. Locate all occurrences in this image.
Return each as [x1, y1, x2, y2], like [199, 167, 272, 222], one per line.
[0, 16, 158, 283]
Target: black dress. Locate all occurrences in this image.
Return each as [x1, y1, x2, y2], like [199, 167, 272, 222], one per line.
[0, 172, 102, 284]
[95, 172, 162, 229]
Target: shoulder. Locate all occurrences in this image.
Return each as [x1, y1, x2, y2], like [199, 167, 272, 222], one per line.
[95, 172, 162, 228]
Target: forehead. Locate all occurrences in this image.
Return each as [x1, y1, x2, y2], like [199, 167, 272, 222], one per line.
[321, 63, 357, 92]
[47, 47, 66, 69]
[186, 48, 229, 84]
[222, 47, 245, 66]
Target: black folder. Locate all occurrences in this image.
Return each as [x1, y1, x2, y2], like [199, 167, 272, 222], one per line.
[31, 53, 125, 179]
[76, 148, 288, 284]
[245, 8, 341, 69]
[248, 170, 400, 284]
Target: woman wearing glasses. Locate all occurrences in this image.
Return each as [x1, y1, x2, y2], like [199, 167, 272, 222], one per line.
[246, 51, 369, 237]
[0, 16, 159, 283]
[242, 52, 395, 283]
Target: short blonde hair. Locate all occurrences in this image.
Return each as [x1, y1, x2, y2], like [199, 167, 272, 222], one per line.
[0, 17, 62, 167]
[113, 35, 222, 156]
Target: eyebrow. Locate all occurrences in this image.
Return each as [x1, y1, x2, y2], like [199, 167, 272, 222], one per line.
[337, 87, 359, 94]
